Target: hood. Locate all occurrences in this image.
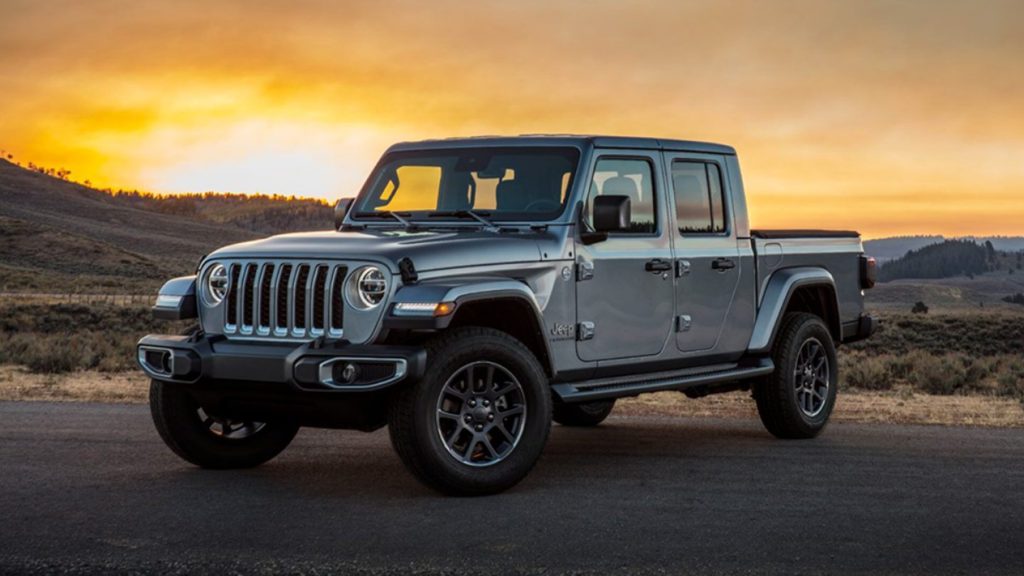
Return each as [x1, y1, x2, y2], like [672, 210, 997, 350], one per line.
[206, 228, 549, 273]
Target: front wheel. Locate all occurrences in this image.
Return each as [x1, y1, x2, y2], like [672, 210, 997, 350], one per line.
[388, 327, 552, 495]
[754, 312, 838, 439]
[149, 380, 299, 469]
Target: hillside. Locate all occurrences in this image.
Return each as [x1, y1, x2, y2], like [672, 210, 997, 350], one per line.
[866, 239, 1024, 311]
[864, 235, 1024, 263]
[0, 159, 334, 292]
[878, 239, 994, 282]
[110, 190, 333, 235]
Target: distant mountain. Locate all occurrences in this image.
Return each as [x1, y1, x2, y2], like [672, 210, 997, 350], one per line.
[878, 239, 1003, 282]
[865, 235, 1024, 263]
[0, 159, 333, 292]
[863, 236, 944, 263]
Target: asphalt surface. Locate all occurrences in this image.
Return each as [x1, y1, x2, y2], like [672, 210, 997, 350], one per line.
[1, 402, 1022, 575]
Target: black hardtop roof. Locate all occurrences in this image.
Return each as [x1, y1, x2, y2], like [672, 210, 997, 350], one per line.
[386, 134, 736, 155]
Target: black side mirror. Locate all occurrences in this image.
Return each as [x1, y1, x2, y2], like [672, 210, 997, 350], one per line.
[334, 198, 354, 230]
[593, 195, 631, 232]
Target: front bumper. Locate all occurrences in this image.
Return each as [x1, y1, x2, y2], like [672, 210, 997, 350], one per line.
[136, 333, 427, 392]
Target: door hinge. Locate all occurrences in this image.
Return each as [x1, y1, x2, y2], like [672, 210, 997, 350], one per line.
[676, 259, 691, 277]
[577, 321, 595, 341]
[576, 261, 594, 281]
[675, 315, 692, 332]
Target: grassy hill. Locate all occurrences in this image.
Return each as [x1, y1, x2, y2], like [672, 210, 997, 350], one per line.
[865, 239, 1024, 311]
[0, 159, 333, 293]
[864, 235, 1024, 263]
[877, 239, 1022, 282]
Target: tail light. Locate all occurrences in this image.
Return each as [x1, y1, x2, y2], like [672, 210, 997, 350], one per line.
[860, 255, 877, 289]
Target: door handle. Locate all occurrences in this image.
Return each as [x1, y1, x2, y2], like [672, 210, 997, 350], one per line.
[645, 259, 673, 273]
[712, 258, 736, 271]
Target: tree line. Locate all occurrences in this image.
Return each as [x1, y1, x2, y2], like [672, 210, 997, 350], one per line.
[878, 239, 1020, 281]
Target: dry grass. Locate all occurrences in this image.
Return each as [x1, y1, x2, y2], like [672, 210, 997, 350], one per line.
[1, 300, 1021, 427]
[0, 301, 188, 373]
[0, 365, 147, 403]
[3, 365, 1022, 428]
[616, 389, 1024, 428]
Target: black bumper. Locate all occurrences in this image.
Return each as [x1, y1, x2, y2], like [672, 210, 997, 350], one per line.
[137, 333, 427, 393]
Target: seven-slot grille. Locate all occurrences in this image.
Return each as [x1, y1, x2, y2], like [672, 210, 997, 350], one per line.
[222, 261, 347, 339]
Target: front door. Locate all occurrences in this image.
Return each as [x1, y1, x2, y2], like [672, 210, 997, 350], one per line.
[667, 154, 741, 353]
[575, 152, 675, 362]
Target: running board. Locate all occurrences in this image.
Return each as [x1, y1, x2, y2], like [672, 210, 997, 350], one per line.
[551, 358, 775, 403]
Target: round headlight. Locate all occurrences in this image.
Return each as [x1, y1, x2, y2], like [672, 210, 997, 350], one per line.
[204, 263, 229, 306]
[347, 266, 388, 309]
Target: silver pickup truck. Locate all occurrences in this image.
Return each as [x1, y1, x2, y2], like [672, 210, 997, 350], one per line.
[139, 136, 876, 495]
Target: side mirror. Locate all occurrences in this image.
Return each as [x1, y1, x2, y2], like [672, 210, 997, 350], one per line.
[593, 195, 631, 232]
[334, 198, 354, 230]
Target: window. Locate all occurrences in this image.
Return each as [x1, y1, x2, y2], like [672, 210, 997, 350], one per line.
[585, 158, 657, 234]
[354, 147, 579, 220]
[672, 161, 726, 234]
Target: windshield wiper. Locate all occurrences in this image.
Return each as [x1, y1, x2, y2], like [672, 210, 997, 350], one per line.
[353, 210, 418, 231]
[428, 210, 499, 232]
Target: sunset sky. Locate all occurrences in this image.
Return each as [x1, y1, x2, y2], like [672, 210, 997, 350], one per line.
[2, 0, 1022, 238]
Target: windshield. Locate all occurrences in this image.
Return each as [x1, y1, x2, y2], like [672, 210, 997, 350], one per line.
[353, 147, 580, 222]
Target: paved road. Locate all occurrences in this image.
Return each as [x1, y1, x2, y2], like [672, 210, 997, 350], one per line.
[1, 402, 1022, 575]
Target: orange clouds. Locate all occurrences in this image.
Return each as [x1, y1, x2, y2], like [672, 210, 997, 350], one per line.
[1, 0, 1022, 237]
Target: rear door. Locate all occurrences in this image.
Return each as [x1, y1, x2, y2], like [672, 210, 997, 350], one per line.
[575, 151, 675, 362]
[666, 154, 742, 353]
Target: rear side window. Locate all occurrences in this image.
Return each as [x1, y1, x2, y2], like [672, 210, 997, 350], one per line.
[672, 161, 726, 234]
[585, 158, 657, 234]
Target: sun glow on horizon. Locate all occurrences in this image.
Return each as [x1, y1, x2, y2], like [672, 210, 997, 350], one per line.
[2, 0, 1023, 238]
[130, 120, 397, 198]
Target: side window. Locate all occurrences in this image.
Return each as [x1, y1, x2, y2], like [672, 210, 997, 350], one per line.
[586, 158, 657, 234]
[672, 161, 726, 234]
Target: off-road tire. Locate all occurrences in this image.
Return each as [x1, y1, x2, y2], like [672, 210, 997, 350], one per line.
[754, 312, 838, 439]
[553, 399, 616, 427]
[388, 326, 552, 496]
[149, 380, 299, 469]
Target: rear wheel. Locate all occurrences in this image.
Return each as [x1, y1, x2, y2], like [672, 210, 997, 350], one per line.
[149, 380, 299, 469]
[553, 399, 616, 427]
[754, 312, 837, 439]
[388, 327, 552, 496]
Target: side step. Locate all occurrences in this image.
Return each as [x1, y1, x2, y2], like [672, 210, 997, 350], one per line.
[551, 358, 775, 403]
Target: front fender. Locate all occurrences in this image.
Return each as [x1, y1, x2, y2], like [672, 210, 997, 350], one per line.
[747, 267, 838, 354]
[383, 278, 543, 330]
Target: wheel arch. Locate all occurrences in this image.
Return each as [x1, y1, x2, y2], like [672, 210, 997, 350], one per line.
[446, 294, 554, 379]
[748, 267, 841, 354]
[385, 280, 555, 378]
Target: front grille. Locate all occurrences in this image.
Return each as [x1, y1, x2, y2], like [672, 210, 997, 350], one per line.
[223, 261, 347, 339]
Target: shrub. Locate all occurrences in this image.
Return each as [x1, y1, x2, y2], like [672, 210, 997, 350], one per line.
[0, 302, 188, 374]
[996, 360, 1024, 401]
[906, 353, 971, 395]
[840, 353, 894, 390]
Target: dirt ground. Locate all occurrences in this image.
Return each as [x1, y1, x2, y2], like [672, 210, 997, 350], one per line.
[2, 365, 1021, 428]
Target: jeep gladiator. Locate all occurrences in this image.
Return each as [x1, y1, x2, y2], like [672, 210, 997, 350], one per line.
[139, 136, 876, 495]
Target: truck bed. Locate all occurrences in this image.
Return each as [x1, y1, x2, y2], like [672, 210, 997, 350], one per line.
[749, 229, 866, 336]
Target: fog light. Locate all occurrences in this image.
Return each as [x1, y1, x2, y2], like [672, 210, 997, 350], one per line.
[138, 346, 174, 376]
[339, 363, 359, 384]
